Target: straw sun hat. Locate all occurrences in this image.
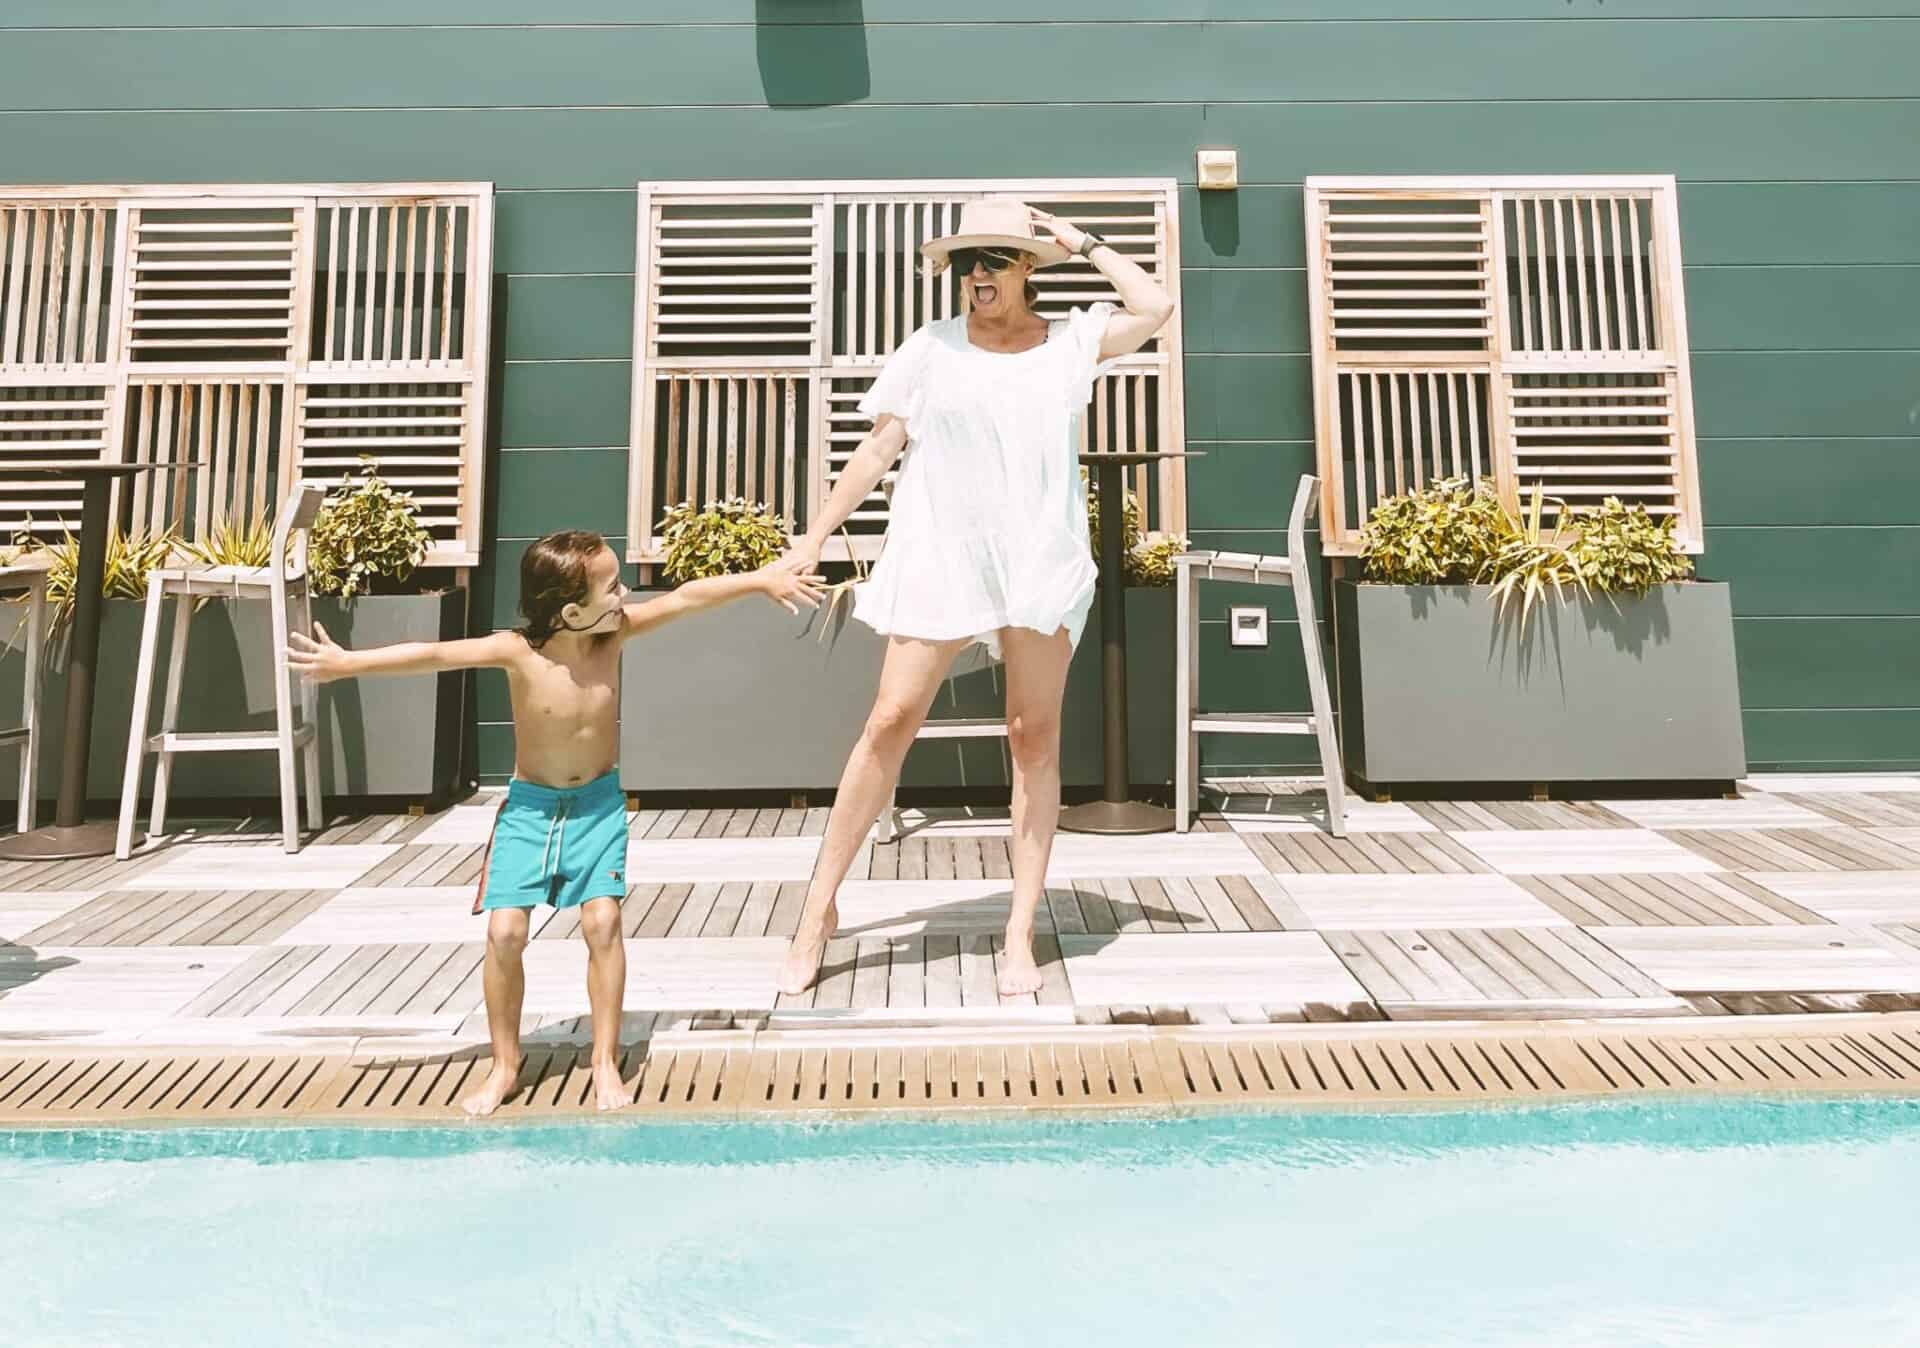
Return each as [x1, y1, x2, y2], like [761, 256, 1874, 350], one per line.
[919, 196, 1071, 271]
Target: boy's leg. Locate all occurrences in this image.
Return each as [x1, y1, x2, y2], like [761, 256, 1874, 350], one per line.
[462, 905, 531, 1117]
[471, 798, 506, 916]
[578, 896, 634, 1110]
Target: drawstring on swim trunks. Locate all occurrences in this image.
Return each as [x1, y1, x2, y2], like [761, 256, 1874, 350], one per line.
[537, 795, 570, 886]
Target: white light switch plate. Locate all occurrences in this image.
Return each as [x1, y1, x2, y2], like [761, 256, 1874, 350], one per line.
[1229, 606, 1269, 648]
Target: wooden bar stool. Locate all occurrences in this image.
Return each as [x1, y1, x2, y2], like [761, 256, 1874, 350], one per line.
[1174, 475, 1346, 836]
[116, 483, 327, 857]
[0, 564, 48, 835]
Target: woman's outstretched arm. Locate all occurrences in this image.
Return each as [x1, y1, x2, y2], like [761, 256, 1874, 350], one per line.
[772, 415, 909, 570]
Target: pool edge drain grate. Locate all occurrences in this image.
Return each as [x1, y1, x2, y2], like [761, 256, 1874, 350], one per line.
[4, 1017, 1920, 1124]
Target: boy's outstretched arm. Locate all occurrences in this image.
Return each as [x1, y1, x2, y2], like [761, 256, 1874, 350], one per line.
[287, 624, 521, 683]
[621, 564, 827, 641]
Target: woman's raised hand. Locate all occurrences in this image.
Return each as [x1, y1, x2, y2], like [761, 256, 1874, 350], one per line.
[1028, 207, 1088, 255]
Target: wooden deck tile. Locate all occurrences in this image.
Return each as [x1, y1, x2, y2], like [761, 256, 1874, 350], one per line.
[1591, 925, 1920, 994]
[1280, 873, 1567, 930]
[1057, 932, 1369, 1008]
[1746, 872, 1920, 925]
[1456, 829, 1720, 875]
[274, 886, 504, 945]
[130, 844, 398, 891]
[0, 945, 254, 1024]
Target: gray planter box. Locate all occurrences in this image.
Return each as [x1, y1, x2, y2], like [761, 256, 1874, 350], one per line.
[1334, 580, 1746, 788]
[0, 588, 468, 807]
[621, 588, 1174, 793]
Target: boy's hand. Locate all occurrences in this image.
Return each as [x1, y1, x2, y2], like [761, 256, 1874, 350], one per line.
[286, 623, 356, 683]
[757, 564, 828, 616]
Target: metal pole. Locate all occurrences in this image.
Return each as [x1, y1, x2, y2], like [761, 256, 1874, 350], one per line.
[1097, 458, 1129, 806]
[54, 476, 111, 830]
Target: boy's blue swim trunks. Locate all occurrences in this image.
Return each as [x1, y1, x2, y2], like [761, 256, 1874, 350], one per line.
[479, 770, 627, 912]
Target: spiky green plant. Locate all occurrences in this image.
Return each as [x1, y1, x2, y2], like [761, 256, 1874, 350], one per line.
[180, 514, 276, 570]
[41, 527, 179, 638]
[1482, 484, 1588, 628]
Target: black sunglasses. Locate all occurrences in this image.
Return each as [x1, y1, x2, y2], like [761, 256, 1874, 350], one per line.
[948, 246, 1023, 275]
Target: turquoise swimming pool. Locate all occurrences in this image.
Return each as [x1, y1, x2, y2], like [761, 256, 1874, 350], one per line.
[8, 1099, 1919, 1347]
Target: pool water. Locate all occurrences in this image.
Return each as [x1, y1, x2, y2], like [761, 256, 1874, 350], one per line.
[8, 1099, 1920, 1348]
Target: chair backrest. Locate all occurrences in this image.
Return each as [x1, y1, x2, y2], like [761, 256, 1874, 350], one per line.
[1285, 475, 1320, 566]
[273, 481, 326, 581]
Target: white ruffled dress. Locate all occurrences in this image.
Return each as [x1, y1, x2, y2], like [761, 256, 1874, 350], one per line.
[852, 302, 1116, 661]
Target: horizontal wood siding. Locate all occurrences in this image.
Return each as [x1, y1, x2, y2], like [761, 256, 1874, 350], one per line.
[7, 5, 1914, 776]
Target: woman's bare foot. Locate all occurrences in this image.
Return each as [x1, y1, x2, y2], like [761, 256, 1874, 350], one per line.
[460, 1053, 524, 1117]
[591, 1056, 635, 1111]
[997, 933, 1044, 997]
[778, 899, 838, 996]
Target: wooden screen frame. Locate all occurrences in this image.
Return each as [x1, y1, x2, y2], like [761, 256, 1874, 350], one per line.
[1304, 174, 1702, 556]
[626, 177, 1188, 568]
[0, 182, 495, 568]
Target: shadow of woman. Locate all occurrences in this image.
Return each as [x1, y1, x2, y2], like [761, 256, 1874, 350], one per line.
[0, 938, 80, 1006]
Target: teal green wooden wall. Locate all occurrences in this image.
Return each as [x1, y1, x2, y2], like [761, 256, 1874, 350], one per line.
[5, 3, 1915, 779]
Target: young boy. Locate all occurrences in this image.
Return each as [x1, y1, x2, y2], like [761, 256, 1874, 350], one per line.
[286, 530, 824, 1116]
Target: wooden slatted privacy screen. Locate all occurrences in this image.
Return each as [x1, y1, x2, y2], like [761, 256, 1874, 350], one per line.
[628, 179, 1186, 566]
[0, 185, 494, 566]
[1303, 176, 1702, 555]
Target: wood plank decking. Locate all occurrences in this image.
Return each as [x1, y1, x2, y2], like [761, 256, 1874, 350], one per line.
[6, 776, 1920, 1095]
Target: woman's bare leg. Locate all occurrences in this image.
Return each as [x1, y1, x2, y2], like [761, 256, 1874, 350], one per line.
[996, 625, 1074, 996]
[779, 634, 969, 995]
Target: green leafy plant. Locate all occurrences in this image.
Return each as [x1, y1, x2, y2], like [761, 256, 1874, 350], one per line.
[658, 498, 789, 582]
[308, 460, 434, 598]
[1360, 476, 1692, 630]
[1358, 476, 1509, 585]
[1127, 533, 1188, 588]
[180, 514, 276, 570]
[1084, 468, 1144, 563]
[1569, 496, 1694, 595]
[1085, 470, 1185, 586]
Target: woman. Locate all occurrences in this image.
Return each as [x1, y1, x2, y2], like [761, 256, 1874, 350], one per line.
[774, 196, 1175, 996]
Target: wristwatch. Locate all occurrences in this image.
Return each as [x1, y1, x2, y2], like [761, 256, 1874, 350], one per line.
[1075, 232, 1107, 258]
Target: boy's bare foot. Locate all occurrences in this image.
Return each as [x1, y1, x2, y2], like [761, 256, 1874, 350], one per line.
[777, 899, 838, 996]
[592, 1056, 635, 1111]
[460, 1053, 524, 1117]
[997, 933, 1044, 997]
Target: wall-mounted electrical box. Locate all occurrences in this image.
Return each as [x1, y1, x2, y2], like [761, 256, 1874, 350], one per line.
[1229, 606, 1269, 648]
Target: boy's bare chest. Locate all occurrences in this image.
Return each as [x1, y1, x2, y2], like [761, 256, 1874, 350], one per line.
[513, 647, 619, 722]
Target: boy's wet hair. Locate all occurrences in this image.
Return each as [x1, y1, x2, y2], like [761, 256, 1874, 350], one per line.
[518, 529, 609, 648]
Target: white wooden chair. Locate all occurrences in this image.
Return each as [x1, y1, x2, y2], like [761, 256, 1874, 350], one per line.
[117, 483, 327, 858]
[1175, 475, 1346, 837]
[0, 564, 48, 834]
